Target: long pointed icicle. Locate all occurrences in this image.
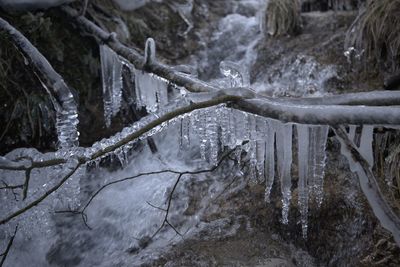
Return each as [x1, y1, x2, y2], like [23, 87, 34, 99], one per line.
[276, 121, 293, 224]
[265, 119, 276, 202]
[180, 116, 190, 149]
[256, 117, 267, 182]
[100, 44, 123, 128]
[297, 124, 310, 238]
[309, 125, 329, 207]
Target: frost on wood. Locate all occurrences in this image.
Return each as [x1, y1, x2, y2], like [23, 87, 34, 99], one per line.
[100, 44, 123, 127]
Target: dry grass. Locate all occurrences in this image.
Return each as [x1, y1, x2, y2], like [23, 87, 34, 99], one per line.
[264, 0, 301, 37]
[345, 0, 400, 71]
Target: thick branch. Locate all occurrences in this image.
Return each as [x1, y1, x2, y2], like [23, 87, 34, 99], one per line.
[275, 90, 400, 106]
[236, 98, 400, 125]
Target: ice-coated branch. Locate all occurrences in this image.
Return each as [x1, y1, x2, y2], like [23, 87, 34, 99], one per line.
[61, 5, 400, 107]
[334, 126, 400, 246]
[0, 162, 82, 225]
[0, 15, 79, 148]
[276, 90, 400, 106]
[235, 98, 400, 125]
[61, 5, 221, 93]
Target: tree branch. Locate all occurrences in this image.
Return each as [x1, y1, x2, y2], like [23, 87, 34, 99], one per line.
[334, 126, 400, 246]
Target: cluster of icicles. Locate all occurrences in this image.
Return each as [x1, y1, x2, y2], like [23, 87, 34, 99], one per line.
[96, 43, 380, 239]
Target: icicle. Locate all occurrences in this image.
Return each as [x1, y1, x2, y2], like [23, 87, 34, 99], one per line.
[309, 125, 329, 207]
[297, 124, 310, 238]
[265, 119, 276, 203]
[219, 60, 250, 87]
[39, 78, 79, 149]
[276, 122, 293, 224]
[55, 95, 79, 149]
[193, 109, 208, 161]
[233, 110, 249, 146]
[248, 115, 258, 182]
[100, 44, 123, 128]
[219, 107, 231, 148]
[255, 117, 267, 181]
[359, 125, 374, 169]
[227, 108, 237, 148]
[207, 113, 219, 165]
[156, 75, 168, 107]
[134, 71, 168, 113]
[180, 116, 190, 149]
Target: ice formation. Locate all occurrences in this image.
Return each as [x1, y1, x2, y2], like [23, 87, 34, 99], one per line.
[175, 105, 330, 235]
[346, 125, 375, 169]
[100, 44, 123, 127]
[219, 60, 250, 87]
